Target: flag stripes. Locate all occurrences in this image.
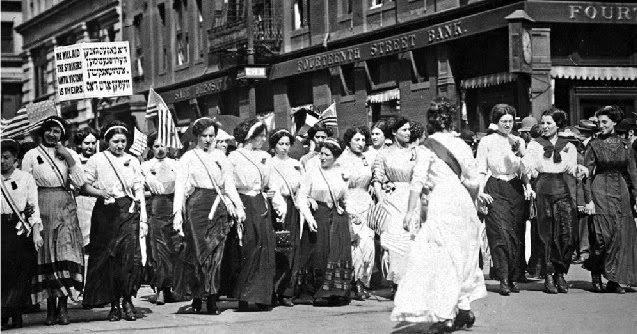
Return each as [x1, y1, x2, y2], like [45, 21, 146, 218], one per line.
[1, 108, 41, 139]
[319, 102, 338, 127]
[129, 127, 147, 156]
[145, 88, 182, 149]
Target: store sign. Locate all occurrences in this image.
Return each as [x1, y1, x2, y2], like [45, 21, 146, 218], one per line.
[237, 66, 268, 79]
[270, 2, 522, 79]
[527, 1, 637, 24]
[160, 76, 232, 104]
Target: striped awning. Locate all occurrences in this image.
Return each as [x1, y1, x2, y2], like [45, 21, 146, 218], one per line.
[551, 66, 637, 81]
[460, 72, 518, 89]
[367, 88, 400, 104]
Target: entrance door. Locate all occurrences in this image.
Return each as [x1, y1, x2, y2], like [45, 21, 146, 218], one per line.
[571, 87, 637, 123]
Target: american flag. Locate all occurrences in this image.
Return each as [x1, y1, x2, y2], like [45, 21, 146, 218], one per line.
[129, 127, 147, 156]
[1, 100, 57, 139]
[145, 88, 182, 149]
[318, 102, 338, 127]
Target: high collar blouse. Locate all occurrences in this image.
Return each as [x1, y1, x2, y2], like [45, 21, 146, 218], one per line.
[372, 144, 417, 184]
[522, 137, 577, 177]
[297, 164, 348, 215]
[141, 157, 177, 195]
[172, 147, 241, 214]
[268, 156, 304, 198]
[83, 151, 143, 199]
[475, 133, 525, 178]
[227, 148, 271, 194]
[21, 145, 84, 189]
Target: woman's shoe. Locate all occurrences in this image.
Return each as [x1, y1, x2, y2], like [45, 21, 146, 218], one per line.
[238, 301, 249, 312]
[206, 295, 221, 315]
[544, 275, 558, 294]
[508, 281, 520, 293]
[605, 281, 625, 294]
[191, 298, 203, 313]
[122, 300, 137, 321]
[107, 304, 121, 322]
[454, 310, 476, 330]
[156, 290, 165, 305]
[426, 319, 454, 334]
[57, 297, 70, 325]
[45, 298, 57, 325]
[591, 273, 604, 293]
[279, 297, 294, 307]
[499, 279, 511, 296]
[554, 274, 568, 293]
[256, 303, 271, 311]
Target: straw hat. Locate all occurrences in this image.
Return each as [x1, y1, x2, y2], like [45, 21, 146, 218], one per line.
[518, 116, 538, 132]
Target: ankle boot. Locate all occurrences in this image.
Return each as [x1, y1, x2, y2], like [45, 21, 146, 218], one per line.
[544, 275, 558, 294]
[108, 301, 121, 321]
[206, 294, 220, 315]
[191, 298, 202, 313]
[499, 279, 511, 296]
[508, 280, 520, 293]
[156, 290, 165, 305]
[605, 281, 625, 294]
[122, 298, 137, 321]
[57, 296, 70, 325]
[591, 273, 604, 293]
[426, 319, 454, 334]
[45, 297, 56, 325]
[554, 274, 568, 293]
[453, 309, 476, 330]
[10, 311, 23, 329]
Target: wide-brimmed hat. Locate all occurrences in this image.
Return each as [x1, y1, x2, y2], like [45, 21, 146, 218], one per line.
[575, 119, 598, 133]
[559, 126, 582, 139]
[215, 129, 234, 141]
[518, 116, 538, 132]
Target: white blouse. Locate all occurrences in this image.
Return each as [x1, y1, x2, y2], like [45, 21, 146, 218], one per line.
[475, 133, 525, 179]
[172, 148, 241, 214]
[141, 157, 177, 195]
[268, 156, 304, 198]
[1, 169, 42, 228]
[21, 145, 84, 188]
[297, 165, 348, 221]
[227, 148, 271, 194]
[84, 151, 144, 199]
[523, 139, 577, 177]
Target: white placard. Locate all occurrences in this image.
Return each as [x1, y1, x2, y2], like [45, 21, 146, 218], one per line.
[54, 44, 85, 101]
[54, 41, 133, 101]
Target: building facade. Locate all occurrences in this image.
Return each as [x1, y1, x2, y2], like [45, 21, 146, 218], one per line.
[125, 0, 636, 135]
[15, 0, 145, 137]
[1, 0, 23, 119]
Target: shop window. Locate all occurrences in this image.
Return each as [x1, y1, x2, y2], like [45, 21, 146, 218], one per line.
[338, 64, 355, 96]
[174, 0, 189, 66]
[338, 0, 352, 16]
[365, 56, 398, 90]
[287, 75, 313, 107]
[1, 83, 22, 116]
[32, 48, 48, 98]
[370, 0, 387, 9]
[1, 22, 14, 53]
[157, 3, 168, 72]
[292, 0, 308, 30]
[410, 49, 430, 84]
[219, 90, 240, 117]
[196, 0, 205, 59]
[227, 0, 245, 24]
[133, 14, 144, 78]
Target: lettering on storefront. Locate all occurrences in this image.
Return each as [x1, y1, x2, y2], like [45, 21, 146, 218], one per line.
[161, 77, 230, 104]
[370, 34, 416, 56]
[297, 48, 362, 72]
[569, 4, 637, 21]
[427, 22, 466, 43]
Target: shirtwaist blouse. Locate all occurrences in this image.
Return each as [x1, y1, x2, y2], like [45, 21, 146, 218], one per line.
[522, 139, 578, 177]
[83, 151, 143, 198]
[21, 145, 84, 189]
[476, 133, 525, 180]
[1, 169, 42, 228]
[141, 157, 177, 195]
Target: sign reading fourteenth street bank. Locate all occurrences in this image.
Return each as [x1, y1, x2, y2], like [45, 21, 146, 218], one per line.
[54, 41, 133, 101]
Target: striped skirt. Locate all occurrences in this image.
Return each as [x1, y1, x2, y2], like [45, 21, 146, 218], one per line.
[31, 188, 84, 303]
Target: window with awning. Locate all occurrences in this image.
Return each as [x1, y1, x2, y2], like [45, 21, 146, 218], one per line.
[551, 66, 637, 81]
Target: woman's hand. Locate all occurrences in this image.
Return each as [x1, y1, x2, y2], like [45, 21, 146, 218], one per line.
[235, 207, 246, 223]
[477, 191, 493, 205]
[32, 230, 43, 251]
[306, 215, 317, 232]
[585, 201, 596, 215]
[173, 211, 184, 236]
[146, 178, 165, 195]
[307, 197, 318, 211]
[403, 209, 421, 232]
[523, 184, 535, 201]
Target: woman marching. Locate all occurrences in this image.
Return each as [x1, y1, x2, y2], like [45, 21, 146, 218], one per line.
[228, 119, 277, 311]
[297, 138, 352, 306]
[391, 98, 486, 334]
[81, 121, 147, 321]
[476, 104, 532, 295]
[523, 107, 578, 294]
[268, 129, 304, 307]
[584, 106, 637, 293]
[337, 126, 376, 300]
[22, 116, 85, 326]
[74, 127, 99, 249]
[172, 117, 245, 314]
[1, 140, 43, 329]
[141, 133, 178, 305]
[372, 117, 415, 291]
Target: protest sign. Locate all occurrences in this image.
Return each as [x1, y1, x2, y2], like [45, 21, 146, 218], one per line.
[53, 41, 133, 101]
[54, 44, 85, 101]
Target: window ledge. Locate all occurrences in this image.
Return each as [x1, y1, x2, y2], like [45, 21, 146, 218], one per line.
[368, 2, 396, 15]
[291, 26, 309, 38]
[338, 13, 353, 23]
[175, 63, 190, 72]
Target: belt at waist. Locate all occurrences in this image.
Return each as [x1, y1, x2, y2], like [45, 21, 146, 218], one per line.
[151, 193, 175, 198]
[37, 186, 66, 191]
[491, 173, 518, 182]
[238, 190, 262, 196]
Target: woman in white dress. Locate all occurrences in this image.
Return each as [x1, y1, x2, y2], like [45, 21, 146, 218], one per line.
[391, 98, 486, 334]
[74, 127, 99, 249]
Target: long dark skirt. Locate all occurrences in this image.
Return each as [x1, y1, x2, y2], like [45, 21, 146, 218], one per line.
[174, 188, 230, 298]
[273, 196, 301, 298]
[31, 188, 84, 302]
[219, 222, 242, 298]
[82, 197, 142, 307]
[584, 172, 637, 284]
[296, 202, 352, 300]
[535, 173, 577, 275]
[2, 215, 37, 316]
[148, 194, 179, 290]
[234, 193, 275, 305]
[484, 177, 526, 281]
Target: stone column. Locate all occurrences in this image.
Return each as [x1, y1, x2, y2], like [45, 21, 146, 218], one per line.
[272, 80, 291, 130]
[529, 27, 552, 121]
